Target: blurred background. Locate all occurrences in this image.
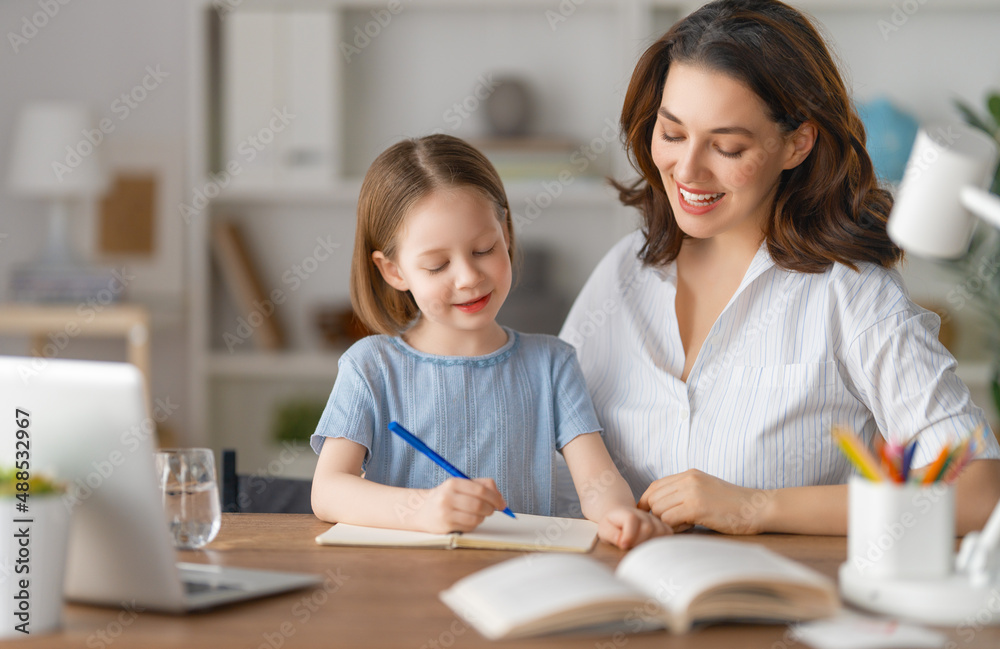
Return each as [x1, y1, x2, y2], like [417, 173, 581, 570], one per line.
[1, 0, 999, 478]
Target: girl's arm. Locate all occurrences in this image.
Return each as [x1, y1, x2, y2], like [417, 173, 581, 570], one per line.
[561, 432, 670, 548]
[639, 458, 1000, 535]
[311, 437, 508, 534]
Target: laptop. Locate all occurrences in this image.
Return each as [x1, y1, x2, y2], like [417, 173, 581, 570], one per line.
[0, 356, 321, 612]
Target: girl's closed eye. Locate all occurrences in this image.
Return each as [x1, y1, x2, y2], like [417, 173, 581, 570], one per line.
[474, 245, 496, 256]
[660, 130, 744, 159]
[427, 261, 448, 274]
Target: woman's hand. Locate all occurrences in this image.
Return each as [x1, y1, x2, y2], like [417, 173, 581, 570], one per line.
[638, 469, 769, 535]
[598, 506, 672, 549]
[413, 477, 509, 534]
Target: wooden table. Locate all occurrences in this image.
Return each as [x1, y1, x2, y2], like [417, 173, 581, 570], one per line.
[27, 514, 1000, 648]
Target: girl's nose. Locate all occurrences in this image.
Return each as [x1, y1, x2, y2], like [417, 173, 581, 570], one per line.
[453, 257, 484, 289]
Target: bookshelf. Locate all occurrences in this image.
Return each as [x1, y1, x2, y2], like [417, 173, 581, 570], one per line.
[187, 0, 1000, 474]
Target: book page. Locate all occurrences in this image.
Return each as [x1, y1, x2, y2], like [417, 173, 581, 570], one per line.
[315, 524, 454, 548]
[457, 512, 598, 552]
[440, 554, 655, 640]
[615, 537, 837, 630]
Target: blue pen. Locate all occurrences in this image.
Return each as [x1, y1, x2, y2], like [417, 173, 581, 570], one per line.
[901, 439, 918, 483]
[388, 421, 516, 519]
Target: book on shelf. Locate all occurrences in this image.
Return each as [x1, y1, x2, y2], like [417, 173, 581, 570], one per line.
[439, 536, 839, 639]
[315, 512, 598, 553]
[210, 220, 285, 350]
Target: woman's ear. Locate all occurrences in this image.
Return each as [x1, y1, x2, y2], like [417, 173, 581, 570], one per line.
[371, 251, 408, 292]
[782, 121, 818, 170]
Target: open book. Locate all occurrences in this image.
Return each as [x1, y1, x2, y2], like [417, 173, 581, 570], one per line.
[440, 536, 839, 638]
[315, 512, 598, 553]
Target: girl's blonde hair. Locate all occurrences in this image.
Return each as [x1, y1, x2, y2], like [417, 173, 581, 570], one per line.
[351, 134, 514, 336]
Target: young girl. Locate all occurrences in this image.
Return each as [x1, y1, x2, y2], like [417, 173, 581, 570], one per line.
[310, 134, 667, 549]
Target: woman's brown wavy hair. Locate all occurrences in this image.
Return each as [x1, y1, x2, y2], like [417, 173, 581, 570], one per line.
[614, 0, 902, 272]
[351, 134, 514, 336]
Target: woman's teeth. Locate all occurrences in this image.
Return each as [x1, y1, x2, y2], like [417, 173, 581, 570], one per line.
[679, 187, 724, 206]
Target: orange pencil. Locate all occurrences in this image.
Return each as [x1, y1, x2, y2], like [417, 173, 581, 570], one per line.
[920, 443, 952, 485]
[878, 444, 902, 483]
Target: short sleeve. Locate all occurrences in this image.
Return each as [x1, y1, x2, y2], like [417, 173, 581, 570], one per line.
[552, 346, 603, 450]
[844, 308, 1000, 466]
[309, 356, 378, 463]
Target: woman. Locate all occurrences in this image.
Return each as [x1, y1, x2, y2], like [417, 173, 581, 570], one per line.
[561, 0, 1000, 535]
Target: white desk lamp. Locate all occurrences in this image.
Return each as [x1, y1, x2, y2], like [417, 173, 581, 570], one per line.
[6, 102, 111, 302]
[839, 121, 1000, 624]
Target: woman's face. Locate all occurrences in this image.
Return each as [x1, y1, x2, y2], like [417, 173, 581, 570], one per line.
[650, 62, 810, 246]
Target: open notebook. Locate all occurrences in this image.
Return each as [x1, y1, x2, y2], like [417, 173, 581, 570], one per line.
[316, 512, 599, 552]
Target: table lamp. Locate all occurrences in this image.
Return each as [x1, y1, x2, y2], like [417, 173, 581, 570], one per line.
[887, 121, 1000, 259]
[6, 102, 114, 302]
[839, 120, 1000, 625]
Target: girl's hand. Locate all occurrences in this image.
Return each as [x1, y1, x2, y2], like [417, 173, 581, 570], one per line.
[413, 477, 509, 534]
[638, 469, 769, 535]
[598, 507, 671, 550]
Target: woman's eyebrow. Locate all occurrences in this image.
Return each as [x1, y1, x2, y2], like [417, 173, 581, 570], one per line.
[657, 107, 754, 136]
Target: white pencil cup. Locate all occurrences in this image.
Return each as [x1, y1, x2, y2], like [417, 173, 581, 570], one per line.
[847, 475, 955, 580]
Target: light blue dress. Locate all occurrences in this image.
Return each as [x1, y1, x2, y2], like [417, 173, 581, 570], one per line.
[310, 327, 601, 515]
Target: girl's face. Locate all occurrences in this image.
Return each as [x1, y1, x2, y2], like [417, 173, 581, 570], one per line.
[650, 62, 814, 246]
[373, 187, 511, 352]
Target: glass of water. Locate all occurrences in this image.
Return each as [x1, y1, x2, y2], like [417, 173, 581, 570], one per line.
[155, 448, 222, 550]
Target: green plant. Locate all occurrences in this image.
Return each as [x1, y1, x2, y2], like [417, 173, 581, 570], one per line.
[0, 468, 64, 497]
[271, 398, 327, 445]
[952, 92, 1000, 421]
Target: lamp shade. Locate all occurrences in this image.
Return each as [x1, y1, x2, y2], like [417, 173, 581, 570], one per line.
[887, 122, 999, 259]
[6, 102, 108, 198]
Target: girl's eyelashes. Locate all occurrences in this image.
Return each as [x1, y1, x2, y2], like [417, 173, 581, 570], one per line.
[659, 130, 746, 159]
[424, 243, 497, 273]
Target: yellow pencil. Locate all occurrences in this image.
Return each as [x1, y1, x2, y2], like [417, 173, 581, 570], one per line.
[832, 425, 887, 482]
